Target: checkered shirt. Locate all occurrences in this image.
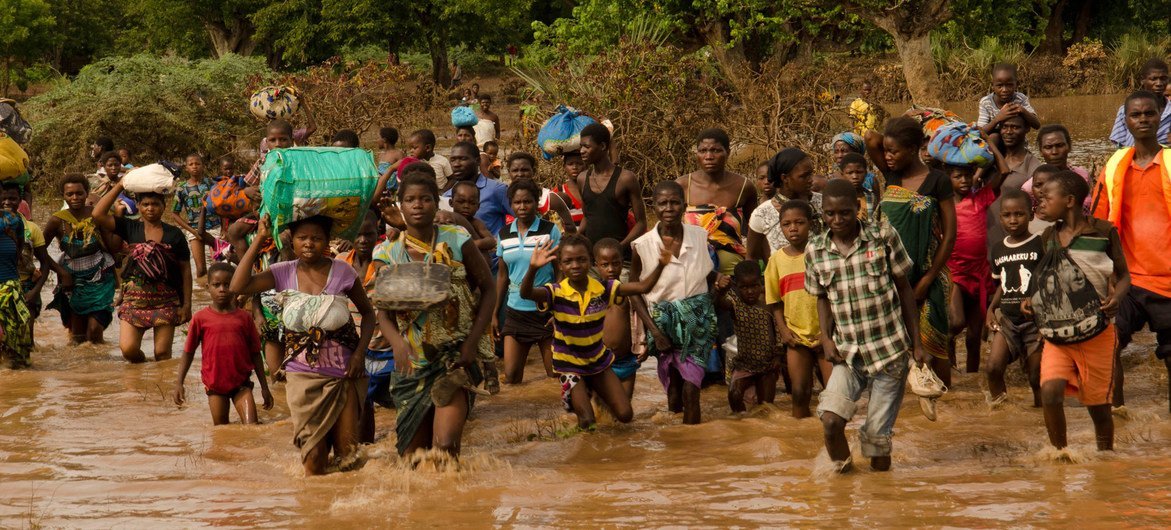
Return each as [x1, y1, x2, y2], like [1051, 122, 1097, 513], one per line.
[804, 220, 914, 374]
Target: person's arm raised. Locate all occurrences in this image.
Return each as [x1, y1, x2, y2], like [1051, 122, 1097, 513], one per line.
[229, 215, 276, 296]
[91, 181, 123, 232]
[460, 237, 496, 368]
[617, 235, 678, 296]
[518, 240, 556, 307]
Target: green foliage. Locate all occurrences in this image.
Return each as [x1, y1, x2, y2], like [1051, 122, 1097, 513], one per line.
[933, 0, 1049, 50]
[0, 0, 56, 95]
[23, 54, 274, 183]
[1107, 32, 1171, 88]
[531, 0, 684, 56]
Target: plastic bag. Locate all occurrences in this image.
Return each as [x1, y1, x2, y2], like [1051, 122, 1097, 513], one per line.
[0, 99, 31, 145]
[1028, 239, 1108, 344]
[927, 122, 994, 168]
[451, 106, 479, 127]
[249, 86, 301, 121]
[259, 147, 379, 243]
[537, 105, 596, 160]
[204, 174, 253, 220]
[0, 132, 29, 182]
[121, 163, 179, 195]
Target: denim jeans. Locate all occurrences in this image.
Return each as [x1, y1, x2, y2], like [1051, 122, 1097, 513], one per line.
[816, 354, 910, 457]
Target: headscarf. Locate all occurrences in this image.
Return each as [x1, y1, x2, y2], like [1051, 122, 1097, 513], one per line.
[832, 132, 866, 155]
[766, 148, 809, 189]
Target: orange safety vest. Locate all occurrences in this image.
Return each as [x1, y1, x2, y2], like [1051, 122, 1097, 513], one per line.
[1093, 147, 1171, 225]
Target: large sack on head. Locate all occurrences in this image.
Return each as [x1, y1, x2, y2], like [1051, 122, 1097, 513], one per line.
[259, 147, 379, 243]
[204, 174, 254, 220]
[451, 105, 479, 127]
[903, 105, 962, 140]
[250, 86, 301, 121]
[122, 162, 180, 195]
[0, 132, 29, 182]
[927, 122, 994, 168]
[537, 105, 596, 160]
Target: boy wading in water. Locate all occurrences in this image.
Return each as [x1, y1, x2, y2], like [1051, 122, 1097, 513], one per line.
[173, 262, 273, 425]
[520, 234, 673, 429]
[1028, 171, 1129, 451]
[807, 180, 927, 472]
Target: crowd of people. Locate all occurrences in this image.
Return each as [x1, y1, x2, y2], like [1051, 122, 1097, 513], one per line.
[2, 58, 1171, 476]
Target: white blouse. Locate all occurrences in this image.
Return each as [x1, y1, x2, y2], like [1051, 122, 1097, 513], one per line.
[631, 223, 713, 304]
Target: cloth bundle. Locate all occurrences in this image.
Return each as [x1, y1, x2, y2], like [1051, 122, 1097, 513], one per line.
[121, 162, 180, 194]
[277, 290, 352, 333]
[903, 105, 962, 139]
[204, 174, 253, 220]
[250, 86, 301, 121]
[927, 122, 994, 168]
[537, 105, 596, 160]
[259, 147, 379, 242]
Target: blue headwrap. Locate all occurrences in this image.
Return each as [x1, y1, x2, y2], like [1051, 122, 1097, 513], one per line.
[831, 132, 865, 155]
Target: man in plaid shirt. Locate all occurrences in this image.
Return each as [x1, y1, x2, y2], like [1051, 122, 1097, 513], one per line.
[805, 179, 928, 473]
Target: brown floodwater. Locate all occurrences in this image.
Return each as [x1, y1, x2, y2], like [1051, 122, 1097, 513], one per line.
[5, 93, 1171, 528]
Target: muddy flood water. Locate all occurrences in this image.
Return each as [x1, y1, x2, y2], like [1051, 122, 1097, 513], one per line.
[5, 93, 1171, 528]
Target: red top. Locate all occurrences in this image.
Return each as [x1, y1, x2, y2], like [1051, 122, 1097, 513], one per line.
[185, 307, 261, 394]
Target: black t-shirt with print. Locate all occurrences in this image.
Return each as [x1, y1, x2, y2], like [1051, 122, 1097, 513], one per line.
[990, 233, 1044, 322]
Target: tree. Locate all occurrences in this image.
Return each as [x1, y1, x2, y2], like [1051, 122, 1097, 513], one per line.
[0, 0, 56, 96]
[842, 0, 952, 105]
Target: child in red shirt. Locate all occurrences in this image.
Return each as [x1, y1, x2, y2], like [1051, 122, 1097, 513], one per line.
[173, 262, 272, 424]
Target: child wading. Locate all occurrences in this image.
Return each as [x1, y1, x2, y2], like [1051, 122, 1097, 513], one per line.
[594, 238, 639, 399]
[1026, 171, 1129, 451]
[807, 180, 927, 472]
[631, 181, 728, 425]
[494, 178, 561, 384]
[764, 199, 829, 418]
[173, 262, 273, 424]
[719, 260, 785, 412]
[985, 189, 1043, 407]
[521, 233, 672, 429]
[171, 153, 222, 279]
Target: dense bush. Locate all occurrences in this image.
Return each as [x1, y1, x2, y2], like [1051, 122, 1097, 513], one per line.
[23, 54, 273, 185]
[261, 58, 445, 144]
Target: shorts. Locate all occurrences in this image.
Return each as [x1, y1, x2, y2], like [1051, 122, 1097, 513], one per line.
[1040, 324, 1116, 406]
[1117, 284, 1171, 359]
[610, 354, 640, 380]
[184, 226, 223, 242]
[205, 377, 253, 397]
[501, 307, 553, 343]
[365, 348, 396, 408]
[996, 310, 1042, 363]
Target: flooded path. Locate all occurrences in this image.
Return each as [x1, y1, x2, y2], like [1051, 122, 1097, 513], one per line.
[5, 93, 1171, 527]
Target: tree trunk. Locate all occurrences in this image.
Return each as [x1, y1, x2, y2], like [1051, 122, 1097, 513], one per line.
[1039, 0, 1068, 54]
[205, 19, 257, 58]
[697, 20, 752, 81]
[429, 31, 451, 88]
[890, 32, 943, 106]
[1071, 0, 1092, 44]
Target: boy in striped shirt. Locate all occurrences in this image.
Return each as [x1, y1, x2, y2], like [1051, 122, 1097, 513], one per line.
[519, 233, 674, 430]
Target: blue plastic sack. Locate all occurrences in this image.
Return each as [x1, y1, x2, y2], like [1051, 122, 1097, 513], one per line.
[927, 122, 994, 168]
[536, 105, 596, 160]
[451, 106, 479, 127]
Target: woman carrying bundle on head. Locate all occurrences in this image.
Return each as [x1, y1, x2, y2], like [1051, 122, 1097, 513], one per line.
[92, 178, 191, 363]
[231, 214, 376, 475]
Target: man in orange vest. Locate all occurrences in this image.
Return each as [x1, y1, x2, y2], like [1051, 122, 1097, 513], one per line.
[1092, 90, 1171, 413]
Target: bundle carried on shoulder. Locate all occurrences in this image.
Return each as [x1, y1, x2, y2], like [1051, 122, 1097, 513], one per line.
[0, 132, 29, 184]
[451, 105, 479, 127]
[204, 174, 253, 220]
[250, 86, 301, 121]
[122, 162, 181, 195]
[927, 122, 994, 168]
[904, 105, 962, 139]
[259, 147, 379, 243]
[537, 105, 596, 160]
